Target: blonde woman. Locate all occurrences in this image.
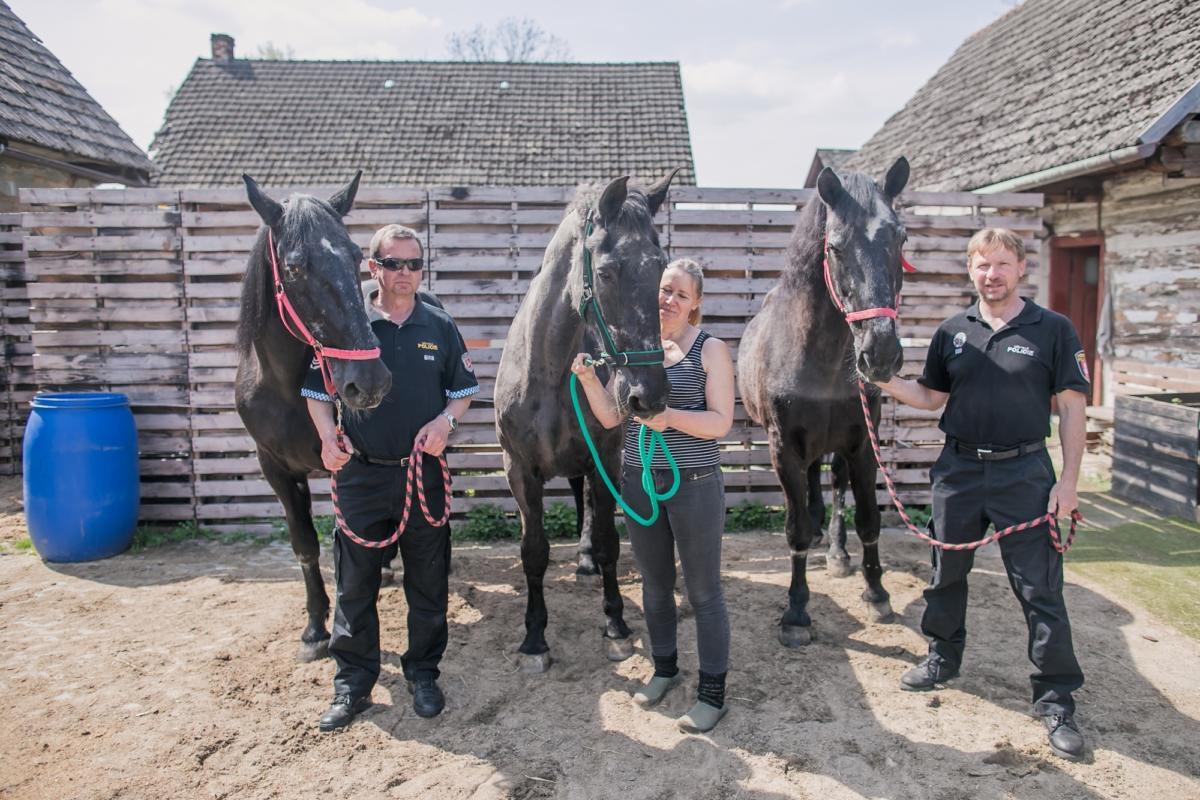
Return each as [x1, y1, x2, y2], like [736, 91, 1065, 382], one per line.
[572, 259, 735, 733]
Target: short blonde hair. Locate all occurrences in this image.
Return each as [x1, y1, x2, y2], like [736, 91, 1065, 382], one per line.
[370, 224, 423, 259]
[665, 258, 705, 325]
[967, 228, 1025, 264]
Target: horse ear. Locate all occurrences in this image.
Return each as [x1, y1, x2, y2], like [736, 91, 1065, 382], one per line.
[243, 174, 284, 229]
[883, 156, 910, 201]
[816, 167, 845, 209]
[645, 167, 680, 217]
[597, 175, 629, 223]
[329, 170, 363, 217]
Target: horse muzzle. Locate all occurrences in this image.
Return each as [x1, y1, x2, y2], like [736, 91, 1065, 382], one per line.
[854, 319, 904, 383]
[333, 358, 392, 409]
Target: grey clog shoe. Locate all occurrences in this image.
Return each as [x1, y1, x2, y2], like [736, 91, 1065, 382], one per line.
[677, 700, 727, 733]
[633, 674, 681, 707]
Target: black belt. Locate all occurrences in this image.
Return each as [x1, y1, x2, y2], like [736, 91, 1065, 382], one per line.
[946, 437, 1046, 461]
[352, 453, 410, 467]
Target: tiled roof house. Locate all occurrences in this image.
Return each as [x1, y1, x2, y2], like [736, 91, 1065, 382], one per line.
[0, 0, 154, 209]
[150, 35, 696, 187]
[848, 0, 1200, 192]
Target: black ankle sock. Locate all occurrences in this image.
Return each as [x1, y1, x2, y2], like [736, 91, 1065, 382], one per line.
[652, 651, 679, 678]
[697, 670, 726, 709]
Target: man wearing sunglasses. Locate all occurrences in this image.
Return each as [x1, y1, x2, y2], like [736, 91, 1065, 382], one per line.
[303, 223, 478, 729]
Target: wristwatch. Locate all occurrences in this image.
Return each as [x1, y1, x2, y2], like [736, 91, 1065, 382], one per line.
[440, 410, 458, 433]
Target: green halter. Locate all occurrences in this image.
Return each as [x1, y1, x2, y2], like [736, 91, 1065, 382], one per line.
[577, 213, 666, 368]
[570, 209, 678, 525]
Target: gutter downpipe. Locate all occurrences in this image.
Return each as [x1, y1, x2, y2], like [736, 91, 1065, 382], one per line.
[973, 142, 1158, 194]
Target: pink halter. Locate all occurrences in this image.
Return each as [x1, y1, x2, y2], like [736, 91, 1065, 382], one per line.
[268, 229, 381, 398]
[822, 234, 917, 322]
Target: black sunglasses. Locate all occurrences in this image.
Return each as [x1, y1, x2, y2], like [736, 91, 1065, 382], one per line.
[373, 256, 424, 272]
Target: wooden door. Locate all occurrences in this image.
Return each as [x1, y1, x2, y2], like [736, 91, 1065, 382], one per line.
[1049, 236, 1104, 404]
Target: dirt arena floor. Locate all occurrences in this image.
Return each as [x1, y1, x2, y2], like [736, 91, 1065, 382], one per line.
[1, 485, 1198, 799]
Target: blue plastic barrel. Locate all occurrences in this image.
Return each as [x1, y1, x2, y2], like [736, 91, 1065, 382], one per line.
[23, 393, 140, 562]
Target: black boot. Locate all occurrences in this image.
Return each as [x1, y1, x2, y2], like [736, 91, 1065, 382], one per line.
[1043, 711, 1086, 761]
[318, 694, 371, 732]
[899, 655, 959, 692]
[408, 675, 445, 718]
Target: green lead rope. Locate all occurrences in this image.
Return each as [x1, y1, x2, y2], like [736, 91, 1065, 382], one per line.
[569, 371, 680, 526]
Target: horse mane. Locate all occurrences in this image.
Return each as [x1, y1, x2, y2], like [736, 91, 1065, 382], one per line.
[235, 195, 340, 354]
[236, 228, 272, 356]
[783, 171, 882, 293]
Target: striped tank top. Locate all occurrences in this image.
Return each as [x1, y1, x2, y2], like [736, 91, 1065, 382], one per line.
[624, 329, 721, 469]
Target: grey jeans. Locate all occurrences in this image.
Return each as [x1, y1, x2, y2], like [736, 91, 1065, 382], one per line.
[621, 465, 730, 674]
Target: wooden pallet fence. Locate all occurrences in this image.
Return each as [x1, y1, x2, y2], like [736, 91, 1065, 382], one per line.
[10, 186, 1043, 526]
[0, 212, 29, 473]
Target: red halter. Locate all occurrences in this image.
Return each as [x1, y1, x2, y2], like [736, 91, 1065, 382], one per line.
[267, 229, 381, 398]
[822, 234, 917, 322]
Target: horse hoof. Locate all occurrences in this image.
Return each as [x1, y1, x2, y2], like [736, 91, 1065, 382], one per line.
[827, 557, 853, 578]
[778, 624, 814, 648]
[604, 636, 635, 662]
[574, 569, 601, 585]
[298, 637, 330, 662]
[867, 599, 895, 624]
[380, 566, 395, 587]
[519, 652, 552, 674]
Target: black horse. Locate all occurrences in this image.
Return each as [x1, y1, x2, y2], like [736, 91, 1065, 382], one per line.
[494, 172, 677, 672]
[738, 158, 911, 647]
[235, 172, 391, 661]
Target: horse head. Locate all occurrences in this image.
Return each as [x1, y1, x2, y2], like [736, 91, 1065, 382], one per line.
[243, 172, 391, 409]
[816, 156, 910, 383]
[575, 170, 678, 417]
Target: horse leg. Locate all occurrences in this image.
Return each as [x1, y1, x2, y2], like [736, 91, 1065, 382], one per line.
[805, 459, 825, 548]
[260, 452, 330, 661]
[847, 442, 894, 623]
[589, 462, 633, 661]
[571, 475, 600, 580]
[825, 453, 853, 578]
[507, 459, 552, 672]
[772, 432, 817, 647]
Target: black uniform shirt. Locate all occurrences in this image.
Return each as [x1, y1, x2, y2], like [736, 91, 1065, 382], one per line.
[918, 298, 1090, 447]
[302, 287, 479, 460]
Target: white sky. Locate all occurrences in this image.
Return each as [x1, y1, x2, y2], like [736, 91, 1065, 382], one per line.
[12, 0, 1018, 186]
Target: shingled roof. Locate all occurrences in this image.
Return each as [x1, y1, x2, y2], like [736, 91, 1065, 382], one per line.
[0, 1, 153, 181]
[150, 57, 696, 187]
[849, 0, 1200, 191]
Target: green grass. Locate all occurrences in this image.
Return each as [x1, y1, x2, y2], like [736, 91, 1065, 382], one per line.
[130, 520, 285, 552]
[1068, 495, 1200, 640]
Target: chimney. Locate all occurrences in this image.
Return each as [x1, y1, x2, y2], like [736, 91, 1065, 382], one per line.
[211, 33, 235, 63]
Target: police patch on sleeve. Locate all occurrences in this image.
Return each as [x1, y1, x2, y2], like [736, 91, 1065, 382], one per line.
[462, 352, 474, 372]
[310, 356, 320, 370]
[1075, 350, 1089, 381]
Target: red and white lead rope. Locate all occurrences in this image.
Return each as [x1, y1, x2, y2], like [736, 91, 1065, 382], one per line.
[330, 445, 453, 549]
[857, 382, 1079, 553]
[823, 237, 1080, 553]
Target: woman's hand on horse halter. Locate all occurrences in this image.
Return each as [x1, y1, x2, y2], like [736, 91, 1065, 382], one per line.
[570, 353, 600, 385]
[320, 432, 353, 472]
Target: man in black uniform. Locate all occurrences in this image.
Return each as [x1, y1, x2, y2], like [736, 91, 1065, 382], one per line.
[303, 224, 478, 730]
[876, 228, 1089, 761]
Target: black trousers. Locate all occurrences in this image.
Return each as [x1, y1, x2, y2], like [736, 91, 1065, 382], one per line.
[925, 444, 1084, 715]
[329, 458, 451, 699]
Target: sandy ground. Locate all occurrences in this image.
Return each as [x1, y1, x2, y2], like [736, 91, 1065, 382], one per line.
[1, 490, 1198, 800]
